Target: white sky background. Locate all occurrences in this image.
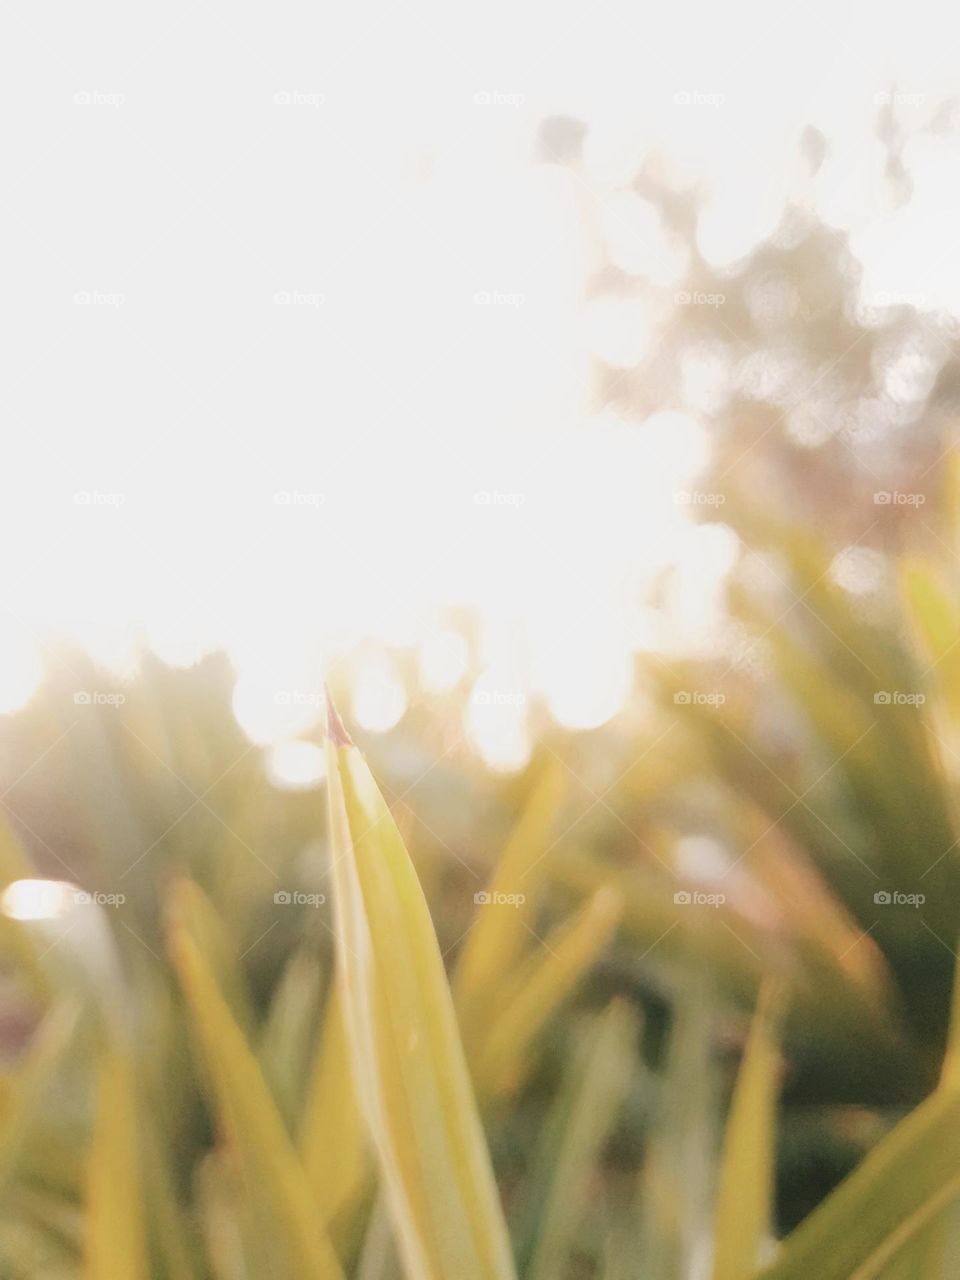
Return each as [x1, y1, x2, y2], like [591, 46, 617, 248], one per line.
[2, 0, 960, 762]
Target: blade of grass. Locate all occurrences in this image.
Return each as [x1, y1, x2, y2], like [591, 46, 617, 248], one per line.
[85, 1045, 149, 1280]
[175, 878, 254, 1032]
[711, 982, 782, 1280]
[0, 1002, 80, 1203]
[169, 884, 344, 1280]
[524, 1001, 637, 1280]
[260, 947, 325, 1130]
[324, 696, 516, 1280]
[454, 759, 566, 1045]
[638, 981, 718, 1280]
[471, 886, 622, 1099]
[195, 1151, 253, 1280]
[880, 938, 960, 1278]
[299, 983, 369, 1225]
[757, 1085, 960, 1280]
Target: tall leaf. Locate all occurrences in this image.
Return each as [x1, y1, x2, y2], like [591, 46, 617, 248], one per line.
[169, 886, 344, 1280]
[85, 1046, 149, 1280]
[711, 982, 781, 1280]
[471, 886, 622, 1098]
[324, 696, 516, 1280]
[523, 1001, 637, 1280]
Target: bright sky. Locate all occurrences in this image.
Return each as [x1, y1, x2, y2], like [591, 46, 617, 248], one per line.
[3, 0, 958, 767]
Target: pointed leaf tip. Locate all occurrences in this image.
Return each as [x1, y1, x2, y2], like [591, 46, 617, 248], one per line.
[325, 687, 353, 747]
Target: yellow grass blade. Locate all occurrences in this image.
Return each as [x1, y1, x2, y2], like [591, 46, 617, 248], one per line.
[880, 941, 960, 1278]
[169, 885, 344, 1280]
[526, 1002, 637, 1280]
[174, 877, 254, 1031]
[941, 935, 960, 1091]
[758, 1085, 960, 1280]
[195, 1150, 254, 1280]
[0, 1002, 79, 1202]
[638, 982, 718, 1280]
[85, 1046, 149, 1280]
[299, 983, 369, 1224]
[324, 697, 517, 1280]
[472, 886, 622, 1098]
[711, 982, 781, 1280]
[454, 758, 567, 1043]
